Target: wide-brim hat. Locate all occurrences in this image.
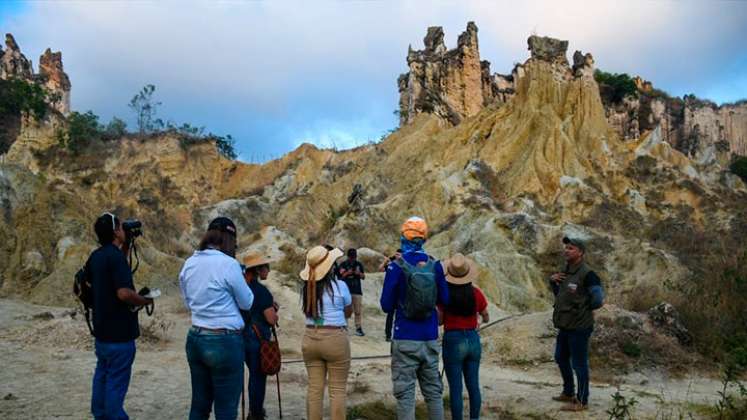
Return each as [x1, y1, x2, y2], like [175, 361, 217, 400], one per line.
[242, 254, 273, 269]
[299, 246, 344, 282]
[443, 253, 478, 285]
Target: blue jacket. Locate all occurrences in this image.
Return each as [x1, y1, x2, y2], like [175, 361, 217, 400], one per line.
[380, 250, 449, 341]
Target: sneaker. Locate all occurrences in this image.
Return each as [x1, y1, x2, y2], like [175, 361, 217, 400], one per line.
[559, 398, 587, 412]
[355, 327, 365, 336]
[552, 393, 575, 402]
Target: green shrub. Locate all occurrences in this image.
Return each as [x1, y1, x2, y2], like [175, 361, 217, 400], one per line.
[102, 117, 128, 140]
[0, 78, 49, 119]
[621, 340, 642, 358]
[730, 155, 747, 182]
[594, 70, 638, 104]
[57, 111, 101, 153]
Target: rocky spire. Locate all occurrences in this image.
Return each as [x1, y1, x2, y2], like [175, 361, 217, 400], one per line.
[38, 48, 72, 115]
[1, 34, 33, 80]
[398, 22, 491, 126]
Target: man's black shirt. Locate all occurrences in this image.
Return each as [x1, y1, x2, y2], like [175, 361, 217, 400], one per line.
[338, 260, 365, 295]
[89, 243, 140, 342]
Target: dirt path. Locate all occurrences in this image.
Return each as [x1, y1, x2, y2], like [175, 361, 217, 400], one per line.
[0, 299, 723, 419]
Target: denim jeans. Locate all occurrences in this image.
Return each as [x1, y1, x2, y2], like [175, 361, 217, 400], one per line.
[244, 330, 267, 418]
[391, 339, 444, 420]
[91, 339, 136, 420]
[554, 327, 593, 405]
[186, 328, 244, 420]
[443, 330, 482, 420]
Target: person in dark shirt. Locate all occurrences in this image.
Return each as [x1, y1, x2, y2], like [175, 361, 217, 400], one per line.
[88, 212, 152, 420]
[338, 248, 366, 336]
[240, 254, 278, 420]
[549, 236, 605, 412]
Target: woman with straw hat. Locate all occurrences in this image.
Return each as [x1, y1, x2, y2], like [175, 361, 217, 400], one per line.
[439, 253, 490, 420]
[299, 245, 352, 420]
[240, 254, 278, 420]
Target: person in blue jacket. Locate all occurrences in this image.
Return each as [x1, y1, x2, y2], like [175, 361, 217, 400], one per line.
[380, 216, 449, 420]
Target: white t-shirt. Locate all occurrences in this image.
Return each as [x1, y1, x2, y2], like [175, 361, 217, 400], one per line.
[305, 279, 352, 327]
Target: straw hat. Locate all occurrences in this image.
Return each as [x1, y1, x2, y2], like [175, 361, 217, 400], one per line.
[443, 253, 478, 285]
[299, 246, 344, 281]
[242, 254, 273, 269]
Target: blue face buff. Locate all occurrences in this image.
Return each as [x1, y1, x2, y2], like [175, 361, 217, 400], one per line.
[400, 236, 425, 254]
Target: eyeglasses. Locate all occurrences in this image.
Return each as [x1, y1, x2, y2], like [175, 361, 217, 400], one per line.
[102, 212, 117, 232]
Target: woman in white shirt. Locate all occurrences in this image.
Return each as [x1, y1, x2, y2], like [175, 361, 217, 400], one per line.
[299, 245, 352, 420]
[179, 217, 254, 420]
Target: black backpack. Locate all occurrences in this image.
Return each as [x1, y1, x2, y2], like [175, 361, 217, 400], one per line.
[73, 261, 94, 335]
[394, 256, 438, 320]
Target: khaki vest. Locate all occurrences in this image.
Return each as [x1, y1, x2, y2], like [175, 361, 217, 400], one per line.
[552, 261, 594, 330]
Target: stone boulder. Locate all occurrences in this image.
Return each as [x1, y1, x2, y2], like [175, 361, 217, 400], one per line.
[648, 302, 692, 345]
[527, 35, 569, 65]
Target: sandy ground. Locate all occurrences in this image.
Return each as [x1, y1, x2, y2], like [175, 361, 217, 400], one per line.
[0, 297, 725, 420]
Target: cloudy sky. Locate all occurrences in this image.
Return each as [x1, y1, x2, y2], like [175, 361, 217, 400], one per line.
[2, 1, 746, 161]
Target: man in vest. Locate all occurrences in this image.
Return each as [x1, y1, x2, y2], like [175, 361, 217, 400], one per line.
[550, 236, 605, 411]
[380, 217, 449, 420]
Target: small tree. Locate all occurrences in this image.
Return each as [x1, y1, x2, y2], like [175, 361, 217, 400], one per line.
[57, 111, 101, 154]
[102, 117, 128, 140]
[214, 134, 237, 160]
[128, 84, 162, 135]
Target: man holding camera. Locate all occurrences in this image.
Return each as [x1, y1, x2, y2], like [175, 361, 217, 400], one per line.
[88, 213, 152, 420]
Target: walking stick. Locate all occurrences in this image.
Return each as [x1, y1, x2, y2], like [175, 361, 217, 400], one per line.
[276, 371, 282, 418]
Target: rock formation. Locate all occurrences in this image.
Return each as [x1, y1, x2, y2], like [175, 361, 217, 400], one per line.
[0, 34, 33, 80]
[600, 82, 747, 164]
[398, 25, 747, 164]
[0, 25, 746, 319]
[0, 34, 71, 115]
[398, 22, 496, 125]
[38, 49, 71, 115]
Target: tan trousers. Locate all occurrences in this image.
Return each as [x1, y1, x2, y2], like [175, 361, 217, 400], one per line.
[352, 294, 363, 328]
[302, 328, 351, 420]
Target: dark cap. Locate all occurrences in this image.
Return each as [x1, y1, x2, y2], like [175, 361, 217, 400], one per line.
[208, 217, 237, 235]
[562, 236, 586, 252]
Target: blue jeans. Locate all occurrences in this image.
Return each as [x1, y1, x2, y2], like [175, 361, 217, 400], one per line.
[554, 327, 593, 405]
[186, 328, 244, 420]
[244, 330, 268, 417]
[442, 330, 482, 420]
[91, 339, 136, 420]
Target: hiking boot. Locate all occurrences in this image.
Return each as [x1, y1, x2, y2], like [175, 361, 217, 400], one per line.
[559, 398, 587, 412]
[552, 393, 575, 402]
[355, 327, 365, 336]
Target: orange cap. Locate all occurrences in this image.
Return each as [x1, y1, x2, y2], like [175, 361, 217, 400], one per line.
[401, 216, 428, 240]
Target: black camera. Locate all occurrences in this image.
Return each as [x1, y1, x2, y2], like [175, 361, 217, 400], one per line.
[122, 219, 142, 240]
